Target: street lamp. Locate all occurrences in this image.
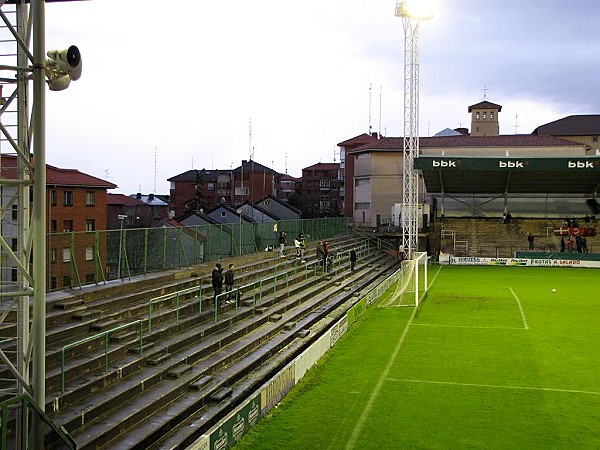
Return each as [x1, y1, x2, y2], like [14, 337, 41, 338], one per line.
[117, 214, 127, 278]
[395, 1, 432, 259]
[236, 209, 243, 256]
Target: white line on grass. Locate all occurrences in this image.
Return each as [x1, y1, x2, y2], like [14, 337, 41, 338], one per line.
[509, 287, 529, 329]
[387, 378, 600, 396]
[343, 305, 418, 450]
[411, 323, 526, 330]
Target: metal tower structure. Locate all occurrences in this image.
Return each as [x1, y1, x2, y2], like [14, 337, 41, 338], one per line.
[395, 1, 432, 259]
[0, 0, 81, 445]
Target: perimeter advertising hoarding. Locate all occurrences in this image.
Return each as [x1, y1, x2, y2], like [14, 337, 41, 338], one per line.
[450, 256, 600, 268]
[414, 157, 600, 171]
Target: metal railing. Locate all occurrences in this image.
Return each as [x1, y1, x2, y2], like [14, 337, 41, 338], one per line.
[60, 320, 144, 393]
[0, 394, 76, 449]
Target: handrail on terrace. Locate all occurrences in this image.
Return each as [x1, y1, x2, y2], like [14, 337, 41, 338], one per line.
[0, 394, 76, 449]
[147, 284, 203, 333]
[60, 320, 144, 393]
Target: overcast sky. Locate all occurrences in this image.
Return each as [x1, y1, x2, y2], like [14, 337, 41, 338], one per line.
[41, 0, 600, 195]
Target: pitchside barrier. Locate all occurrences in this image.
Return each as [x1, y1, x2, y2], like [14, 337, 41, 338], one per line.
[185, 254, 425, 450]
[448, 256, 600, 268]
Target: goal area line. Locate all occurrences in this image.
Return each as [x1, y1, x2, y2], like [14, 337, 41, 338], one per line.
[386, 378, 600, 397]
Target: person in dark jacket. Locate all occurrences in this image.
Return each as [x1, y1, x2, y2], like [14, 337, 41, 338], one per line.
[224, 263, 235, 302]
[316, 241, 326, 267]
[211, 263, 223, 303]
[350, 248, 357, 271]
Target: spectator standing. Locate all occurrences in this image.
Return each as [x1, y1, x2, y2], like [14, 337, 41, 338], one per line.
[299, 234, 306, 262]
[350, 248, 357, 271]
[224, 264, 235, 302]
[294, 235, 301, 259]
[211, 263, 224, 304]
[278, 231, 287, 258]
[527, 233, 534, 250]
[566, 236, 574, 252]
[316, 241, 326, 267]
[323, 241, 330, 270]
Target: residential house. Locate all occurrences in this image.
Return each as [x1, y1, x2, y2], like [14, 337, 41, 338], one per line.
[255, 195, 301, 221]
[299, 162, 341, 218]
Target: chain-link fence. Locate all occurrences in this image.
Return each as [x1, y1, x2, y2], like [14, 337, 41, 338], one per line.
[46, 217, 348, 292]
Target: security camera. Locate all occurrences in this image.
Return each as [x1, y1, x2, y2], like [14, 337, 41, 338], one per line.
[46, 45, 82, 91]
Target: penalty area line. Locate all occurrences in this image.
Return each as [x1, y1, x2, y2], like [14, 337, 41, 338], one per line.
[387, 378, 600, 396]
[509, 287, 529, 329]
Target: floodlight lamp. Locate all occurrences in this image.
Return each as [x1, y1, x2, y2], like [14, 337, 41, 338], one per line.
[395, 0, 433, 20]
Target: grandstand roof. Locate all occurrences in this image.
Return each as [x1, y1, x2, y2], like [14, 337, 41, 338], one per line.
[415, 156, 600, 195]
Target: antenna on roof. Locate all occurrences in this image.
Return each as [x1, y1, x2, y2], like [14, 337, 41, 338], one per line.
[514, 114, 520, 135]
[285, 152, 288, 174]
[378, 85, 382, 137]
[249, 118, 254, 161]
[104, 169, 110, 178]
[368, 83, 373, 134]
[482, 85, 490, 100]
[154, 147, 158, 194]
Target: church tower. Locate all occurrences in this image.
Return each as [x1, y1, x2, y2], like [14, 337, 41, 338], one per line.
[468, 101, 502, 136]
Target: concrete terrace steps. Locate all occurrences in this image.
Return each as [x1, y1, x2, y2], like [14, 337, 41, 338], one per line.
[47, 243, 382, 413]
[43, 237, 359, 391]
[41, 239, 366, 400]
[440, 218, 563, 257]
[47, 242, 393, 449]
[84, 257, 400, 450]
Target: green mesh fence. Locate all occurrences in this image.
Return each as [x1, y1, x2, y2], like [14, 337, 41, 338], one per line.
[46, 217, 348, 291]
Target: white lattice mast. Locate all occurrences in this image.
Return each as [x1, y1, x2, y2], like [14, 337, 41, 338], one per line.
[395, 1, 432, 259]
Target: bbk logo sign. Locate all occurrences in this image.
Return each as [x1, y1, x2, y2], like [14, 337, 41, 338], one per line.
[499, 160, 525, 168]
[568, 161, 594, 169]
[432, 160, 457, 168]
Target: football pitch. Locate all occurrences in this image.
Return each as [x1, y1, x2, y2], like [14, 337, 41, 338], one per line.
[236, 265, 600, 449]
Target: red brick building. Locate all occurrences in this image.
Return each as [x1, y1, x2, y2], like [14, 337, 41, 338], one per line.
[168, 160, 283, 218]
[45, 164, 116, 290]
[300, 162, 341, 218]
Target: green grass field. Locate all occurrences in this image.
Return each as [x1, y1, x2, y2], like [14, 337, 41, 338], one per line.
[235, 265, 600, 449]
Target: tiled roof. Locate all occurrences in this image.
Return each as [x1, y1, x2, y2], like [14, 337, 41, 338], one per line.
[107, 193, 145, 206]
[337, 133, 379, 147]
[468, 101, 502, 112]
[302, 162, 340, 171]
[233, 160, 280, 175]
[533, 115, 600, 136]
[0, 154, 116, 188]
[349, 135, 584, 153]
[167, 169, 221, 182]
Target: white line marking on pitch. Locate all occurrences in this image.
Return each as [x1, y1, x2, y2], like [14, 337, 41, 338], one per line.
[387, 378, 600, 396]
[411, 323, 525, 330]
[509, 287, 529, 329]
[344, 299, 421, 449]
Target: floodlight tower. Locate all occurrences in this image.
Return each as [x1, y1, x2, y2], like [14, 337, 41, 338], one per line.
[395, 1, 432, 259]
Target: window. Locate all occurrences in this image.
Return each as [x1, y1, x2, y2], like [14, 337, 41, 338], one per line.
[63, 191, 73, 206]
[51, 248, 57, 263]
[207, 183, 214, 191]
[63, 220, 73, 232]
[11, 268, 17, 282]
[234, 186, 249, 196]
[85, 273, 95, 283]
[86, 191, 95, 206]
[11, 238, 17, 252]
[85, 246, 94, 261]
[320, 180, 331, 190]
[592, 136, 598, 143]
[476, 112, 480, 120]
[50, 190, 57, 206]
[63, 275, 71, 288]
[62, 248, 71, 262]
[490, 112, 494, 120]
[12, 204, 17, 221]
[220, 211, 226, 217]
[483, 112, 487, 120]
[86, 219, 95, 232]
[50, 277, 57, 290]
[355, 202, 371, 210]
[51, 220, 57, 233]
